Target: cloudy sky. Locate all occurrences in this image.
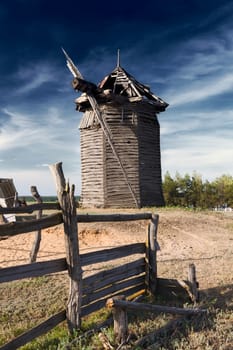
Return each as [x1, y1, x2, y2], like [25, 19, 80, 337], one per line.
[0, 0, 233, 195]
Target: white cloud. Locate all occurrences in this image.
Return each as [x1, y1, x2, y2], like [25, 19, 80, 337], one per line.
[16, 62, 55, 94]
[0, 164, 81, 196]
[0, 106, 78, 152]
[14, 60, 69, 95]
[161, 125, 233, 181]
[149, 22, 233, 106]
[153, 22, 233, 181]
[160, 109, 233, 137]
[168, 73, 233, 106]
[0, 103, 81, 194]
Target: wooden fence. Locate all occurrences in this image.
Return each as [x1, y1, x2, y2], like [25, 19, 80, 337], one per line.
[0, 163, 159, 349]
[106, 296, 206, 345]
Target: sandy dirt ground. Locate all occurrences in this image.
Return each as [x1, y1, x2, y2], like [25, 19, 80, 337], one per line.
[1, 209, 233, 291]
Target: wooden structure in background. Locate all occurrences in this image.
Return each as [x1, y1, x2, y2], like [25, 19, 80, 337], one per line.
[0, 178, 17, 208]
[64, 51, 168, 208]
[0, 178, 17, 223]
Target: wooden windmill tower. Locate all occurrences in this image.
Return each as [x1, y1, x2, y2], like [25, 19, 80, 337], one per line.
[63, 50, 168, 208]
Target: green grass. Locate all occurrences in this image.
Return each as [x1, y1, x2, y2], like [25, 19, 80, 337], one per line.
[1, 273, 232, 349]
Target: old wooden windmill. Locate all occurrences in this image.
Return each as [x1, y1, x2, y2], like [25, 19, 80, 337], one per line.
[63, 49, 168, 208]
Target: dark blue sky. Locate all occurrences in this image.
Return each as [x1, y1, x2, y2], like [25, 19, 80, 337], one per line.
[1, 0, 233, 194]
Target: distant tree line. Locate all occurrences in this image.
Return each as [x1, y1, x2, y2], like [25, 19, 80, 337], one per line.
[162, 171, 233, 209]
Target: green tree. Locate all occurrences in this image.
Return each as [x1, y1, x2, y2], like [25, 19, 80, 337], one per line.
[174, 172, 192, 207]
[202, 180, 217, 208]
[213, 175, 233, 208]
[163, 171, 178, 206]
[189, 172, 203, 208]
[163, 172, 233, 209]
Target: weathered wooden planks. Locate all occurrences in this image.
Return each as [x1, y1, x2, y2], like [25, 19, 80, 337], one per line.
[0, 161, 159, 349]
[77, 212, 152, 222]
[49, 162, 83, 332]
[0, 258, 67, 283]
[138, 115, 164, 206]
[0, 202, 60, 214]
[81, 243, 145, 266]
[0, 243, 145, 283]
[82, 258, 145, 294]
[79, 101, 164, 208]
[80, 127, 105, 207]
[0, 311, 66, 350]
[29, 186, 43, 263]
[81, 284, 145, 317]
[106, 297, 206, 317]
[0, 212, 63, 237]
[82, 275, 145, 306]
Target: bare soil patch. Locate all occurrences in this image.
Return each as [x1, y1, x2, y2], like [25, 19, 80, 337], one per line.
[1, 208, 232, 290]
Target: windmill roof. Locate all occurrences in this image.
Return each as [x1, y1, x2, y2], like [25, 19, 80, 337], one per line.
[98, 65, 168, 111]
[75, 65, 168, 112]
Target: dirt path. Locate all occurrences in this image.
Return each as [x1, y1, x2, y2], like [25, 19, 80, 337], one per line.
[1, 209, 232, 290]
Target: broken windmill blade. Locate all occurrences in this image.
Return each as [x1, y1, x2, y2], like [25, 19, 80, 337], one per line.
[62, 49, 139, 207]
[62, 47, 83, 79]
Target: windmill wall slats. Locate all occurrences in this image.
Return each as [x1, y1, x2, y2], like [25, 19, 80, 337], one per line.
[103, 108, 139, 208]
[79, 102, 164, 208]
[138, 116, 164, 206]
[80, 128, 105, 207]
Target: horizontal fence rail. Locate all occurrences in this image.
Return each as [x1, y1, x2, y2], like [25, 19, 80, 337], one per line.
[0, 311, 66, 350]
[0, 213, 63, 237]
[0, 211, 152, 237]
[0, 204, 152, 221]
[77, 213, 152, 222]
[82, 258, 145, 295]
[0, 243, 145, 283]
[81, 257, 146, 316]
[0, 258, 67, 283]
[0, 202, 61, 214]
[81, 243, 145, 266]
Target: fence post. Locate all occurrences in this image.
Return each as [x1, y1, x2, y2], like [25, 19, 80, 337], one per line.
[49, 162, 82, 332]
[147, 214, 159, 295]
[188, 263, 199, 303]
[106, 295, 128, 344]
[29, 186, 42, 263]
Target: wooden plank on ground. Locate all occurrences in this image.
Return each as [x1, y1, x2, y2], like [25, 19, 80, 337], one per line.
[106, 298, 207, 316]
[81, 284, 145, 317]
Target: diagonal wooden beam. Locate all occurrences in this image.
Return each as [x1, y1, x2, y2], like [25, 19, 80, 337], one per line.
[62, 49, 139, 207]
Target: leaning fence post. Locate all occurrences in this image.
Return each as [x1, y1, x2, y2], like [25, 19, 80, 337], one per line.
[29, 186, 42, 263]
[49, 162, 82, 332]
[147, 214, 159, 295]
